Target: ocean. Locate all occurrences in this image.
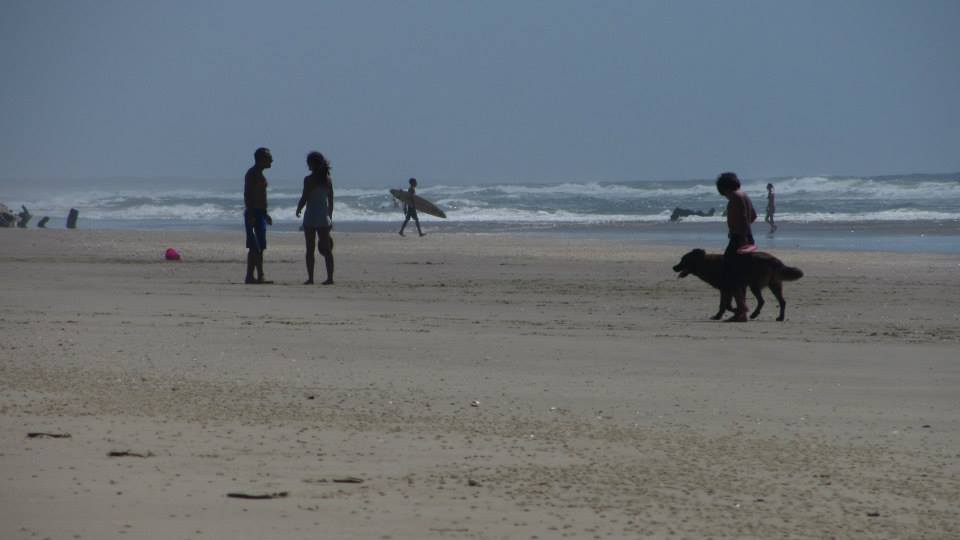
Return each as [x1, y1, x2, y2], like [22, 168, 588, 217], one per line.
[3, 174, 959, 253]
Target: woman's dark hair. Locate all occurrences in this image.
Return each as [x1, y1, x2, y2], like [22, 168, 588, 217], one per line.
[716, 172, 741, 194]
[307, 151, 331, 181]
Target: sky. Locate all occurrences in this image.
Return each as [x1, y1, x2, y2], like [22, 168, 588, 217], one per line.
[2, 0, 958, 187]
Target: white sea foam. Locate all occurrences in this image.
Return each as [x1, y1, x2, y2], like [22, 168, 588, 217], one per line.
[428, 182, 714, 199]
[782, 209, 960, 222]
[7, 174, 959, 226]
[748, 176, 960, 200]
[82, 203, 231, 221]
[445, 207, 658, 223]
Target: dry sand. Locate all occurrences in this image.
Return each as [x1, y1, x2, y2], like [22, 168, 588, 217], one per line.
[1, 229, 958, 539]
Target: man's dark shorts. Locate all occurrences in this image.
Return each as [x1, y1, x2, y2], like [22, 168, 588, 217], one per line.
[245, 209, 267, 252]
[722, 233, 754, 288]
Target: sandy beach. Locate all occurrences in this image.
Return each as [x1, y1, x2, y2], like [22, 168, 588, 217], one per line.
[1, 229, 958, 539]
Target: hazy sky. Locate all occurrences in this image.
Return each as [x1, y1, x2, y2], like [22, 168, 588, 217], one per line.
[2, 0, 958, 186]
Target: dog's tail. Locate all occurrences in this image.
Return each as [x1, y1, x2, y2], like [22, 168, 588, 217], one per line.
[780, 265, 803, 281]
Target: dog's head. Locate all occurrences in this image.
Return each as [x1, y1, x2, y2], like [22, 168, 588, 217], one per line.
[672, 248, 706, 278]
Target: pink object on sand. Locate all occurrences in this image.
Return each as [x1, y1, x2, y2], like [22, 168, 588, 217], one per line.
[736, 244, 758, 255]
[165, 248, 181, 261]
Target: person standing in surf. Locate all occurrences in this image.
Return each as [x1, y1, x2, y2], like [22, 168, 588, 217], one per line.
[398, 177, 425, 237]
[765, 182, 778, 234]
[296, 151, 335, 285]
[717, 172, 757, 322]
[244, 147, 273, 284]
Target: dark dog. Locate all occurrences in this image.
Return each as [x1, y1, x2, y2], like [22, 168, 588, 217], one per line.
[672, 248, 803, 321]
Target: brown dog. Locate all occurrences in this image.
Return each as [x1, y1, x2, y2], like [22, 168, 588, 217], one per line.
[672, 248, 803, 321]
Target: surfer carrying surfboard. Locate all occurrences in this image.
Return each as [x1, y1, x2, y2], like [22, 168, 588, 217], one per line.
[398, 178, 426, 237]
[296, 151, 335, 285]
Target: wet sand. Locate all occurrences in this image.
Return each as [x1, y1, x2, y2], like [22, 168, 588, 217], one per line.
[1, 229, 958, 539]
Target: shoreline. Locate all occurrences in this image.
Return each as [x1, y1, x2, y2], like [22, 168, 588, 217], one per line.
[2, 230, 958, 538]
[6, 218, 960, 254]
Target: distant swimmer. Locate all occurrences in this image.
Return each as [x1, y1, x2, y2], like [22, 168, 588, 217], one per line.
[398, 177, 426, 237]
[243, 147, 273, 284]
[296, 151, 335, 285]
[765, 183, 778, 234]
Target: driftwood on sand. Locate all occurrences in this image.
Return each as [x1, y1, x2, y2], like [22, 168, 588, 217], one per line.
[17, 206, 32, 228]
[670, 207, 715, 221]
[1, 203, 65, 229]
[67, 208, 79, 229]
[227, 492, 289, 500]
[0, 203, 15, 228]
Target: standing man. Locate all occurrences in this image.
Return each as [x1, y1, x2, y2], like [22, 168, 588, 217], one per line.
[244, 147, 273, 284]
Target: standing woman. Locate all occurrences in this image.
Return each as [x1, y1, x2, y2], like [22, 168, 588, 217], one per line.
[296, 151, 334, 285]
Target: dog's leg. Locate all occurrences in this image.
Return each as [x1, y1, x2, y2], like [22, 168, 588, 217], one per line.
[749, 284, 764, 319]
[712, 290, 729, 320]
[770, 281, 787, 321]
